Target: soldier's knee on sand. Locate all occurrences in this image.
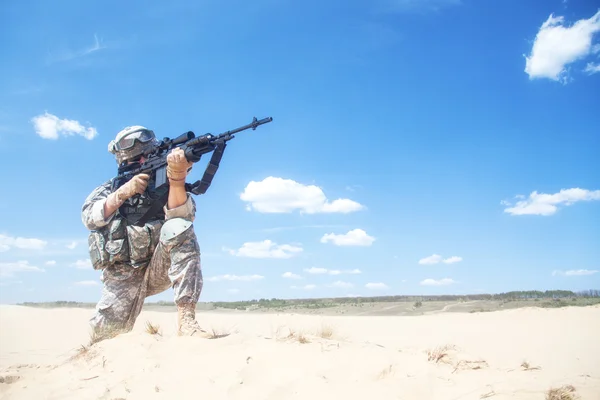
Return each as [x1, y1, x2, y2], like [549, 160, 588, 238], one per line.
[160, 217, 195, 245]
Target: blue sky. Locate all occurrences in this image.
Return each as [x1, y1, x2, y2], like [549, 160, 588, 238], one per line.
[1, 0, 599, 304]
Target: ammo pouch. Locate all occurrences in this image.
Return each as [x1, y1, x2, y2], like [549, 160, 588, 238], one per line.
[88, 218, 129, 270]
[125, 220, 162, 268]
[88, 218, 162, 270]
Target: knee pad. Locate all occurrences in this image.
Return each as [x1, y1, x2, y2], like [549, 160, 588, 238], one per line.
[160, 218, 193, 245]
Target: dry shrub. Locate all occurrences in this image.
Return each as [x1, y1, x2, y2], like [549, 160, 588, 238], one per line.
[208, 327, 231, 339]
[521, 360, 541, 371]
[316, 323, 334, 339]
[452, 359, 488, 373]
[281, 327, 309, 344]
[427, 344, 488, 373]
[289, 328, 309, 344]
[480, 389, 496, 399]
[427, 344, 455, 364]
[546, 385, 578, 400]
[145, 321, 161, 336]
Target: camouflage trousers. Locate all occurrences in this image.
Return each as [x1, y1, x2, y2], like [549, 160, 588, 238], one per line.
[89, 217, 203, 336]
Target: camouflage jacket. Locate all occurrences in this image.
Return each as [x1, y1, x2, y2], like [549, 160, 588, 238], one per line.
[81, 178, 196, 270]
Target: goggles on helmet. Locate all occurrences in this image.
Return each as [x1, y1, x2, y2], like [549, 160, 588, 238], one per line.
[114, 129, 155, 151]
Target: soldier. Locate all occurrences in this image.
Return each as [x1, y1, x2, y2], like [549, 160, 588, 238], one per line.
[81, 125, 210, 340]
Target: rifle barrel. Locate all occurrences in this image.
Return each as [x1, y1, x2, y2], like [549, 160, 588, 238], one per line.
[186, 116, 273, 147]
[222, 116, 273, 136]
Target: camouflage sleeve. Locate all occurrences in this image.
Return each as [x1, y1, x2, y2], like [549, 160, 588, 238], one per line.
[163, 193, 196, 222]
[81, 180, 115, 230]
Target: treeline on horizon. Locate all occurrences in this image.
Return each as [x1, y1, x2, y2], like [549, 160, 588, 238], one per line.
[16, 289, 600, 309]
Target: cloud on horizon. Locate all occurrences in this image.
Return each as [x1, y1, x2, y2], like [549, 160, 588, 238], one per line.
[0, 261, 45, 279]
[304, 267, 361, 275]
[420, 278, 457, 286]
[552, 269, 598, 276]
[206, 274, 265, 282]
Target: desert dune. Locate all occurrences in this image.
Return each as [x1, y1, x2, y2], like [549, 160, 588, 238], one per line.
[0, 304, 598, 399]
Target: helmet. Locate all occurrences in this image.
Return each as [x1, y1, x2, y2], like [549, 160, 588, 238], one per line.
[108, 125, 158, 164]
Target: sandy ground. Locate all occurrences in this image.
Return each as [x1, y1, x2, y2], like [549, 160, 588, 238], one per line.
[0, 304, 599, 400]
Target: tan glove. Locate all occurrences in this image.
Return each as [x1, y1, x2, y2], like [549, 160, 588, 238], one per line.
[115, 173, 149, 203]
[166, 148, 193, 183]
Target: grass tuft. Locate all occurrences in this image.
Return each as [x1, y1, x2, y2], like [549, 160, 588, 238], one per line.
[545, 385, 578, 400]
[427, 344, 455, 364]
[316, 322, 334, 339]
[145, 320, 162, 336]
[208, 327, 231, 339]
[521, 360, 541, 371]
[287, 328, 310, 344]
[452, 359, 488, 373]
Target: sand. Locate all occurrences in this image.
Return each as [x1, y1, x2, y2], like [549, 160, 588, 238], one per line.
[0, 304, 598, 400]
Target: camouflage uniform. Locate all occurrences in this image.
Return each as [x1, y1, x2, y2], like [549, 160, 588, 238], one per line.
[81, 178, 203, 337]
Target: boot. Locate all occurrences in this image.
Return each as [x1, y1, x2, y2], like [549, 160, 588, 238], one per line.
[177, 303, 211, 338]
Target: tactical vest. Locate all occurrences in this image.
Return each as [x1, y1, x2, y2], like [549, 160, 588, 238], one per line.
[88, 190, 164, 271]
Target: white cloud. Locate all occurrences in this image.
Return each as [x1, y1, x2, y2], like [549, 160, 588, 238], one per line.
[329, 280, 354, 288]
[291, 284, 316, 290]
[584, 62, 600, 74]
[418, 254, 442, 265]
[71, 259, 92, 269]
[365, 282, 388, 290]
[45, 260, 56, 265]
[66, 241, 78, 250]
[239, 176, 364, 214]
[524, 10, 600, 83]
[418, 254, 462, 265]
[305, 267, 328, 274]
[282, 272, 302, 279]
[225, 240, 303, 259]
[442, 256, 463, 264]
[503, 188, 600, 216]
[320, 228, 376, 246]
[552, 269, 598, 276]
[31, 112, 98, 140]
[206, 274, 264, 282]
[0, 234, 47, 252]
[304, 267, 361, 275]
[0, 261, 45, 278]
[420, 278, 457, 286]
[74, 280, 99, 286]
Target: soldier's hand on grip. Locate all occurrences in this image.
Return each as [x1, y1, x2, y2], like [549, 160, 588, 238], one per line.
[166, 148, 193, 182]
[116, 173, 150, 202]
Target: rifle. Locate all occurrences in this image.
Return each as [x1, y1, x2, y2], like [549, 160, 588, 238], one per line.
[112, 116, 273, 226]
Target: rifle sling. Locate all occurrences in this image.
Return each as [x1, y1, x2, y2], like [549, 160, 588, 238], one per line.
[133, 142, 227, 225]
[189, 141, 227, 195]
